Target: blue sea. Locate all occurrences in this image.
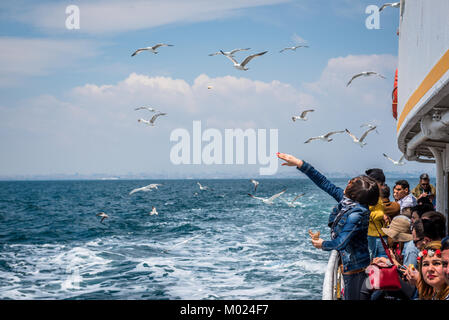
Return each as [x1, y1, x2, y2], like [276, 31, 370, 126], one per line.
[0, 177, 419, 300]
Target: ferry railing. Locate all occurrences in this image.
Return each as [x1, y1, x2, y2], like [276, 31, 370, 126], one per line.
[322, 250, 344, 300]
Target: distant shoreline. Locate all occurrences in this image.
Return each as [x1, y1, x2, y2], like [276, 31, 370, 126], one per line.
[0, 174, 431, 182]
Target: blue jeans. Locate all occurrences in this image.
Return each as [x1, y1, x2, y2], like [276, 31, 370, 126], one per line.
[367, 236, 388, 260]
[343, 272, 367, 300]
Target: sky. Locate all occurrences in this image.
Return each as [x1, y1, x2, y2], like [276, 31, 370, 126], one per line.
[0, 0, 437, 179]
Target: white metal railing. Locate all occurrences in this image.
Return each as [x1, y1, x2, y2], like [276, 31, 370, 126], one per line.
[322, 250, 344, 300]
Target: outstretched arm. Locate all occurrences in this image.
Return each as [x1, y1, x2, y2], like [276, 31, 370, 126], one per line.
[277, 152, 343, 202]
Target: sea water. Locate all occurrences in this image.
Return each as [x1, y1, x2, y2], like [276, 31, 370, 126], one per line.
[0, 177, 419, 300]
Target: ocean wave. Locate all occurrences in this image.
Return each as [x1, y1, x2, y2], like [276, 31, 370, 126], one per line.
[0, 179, 351, 299]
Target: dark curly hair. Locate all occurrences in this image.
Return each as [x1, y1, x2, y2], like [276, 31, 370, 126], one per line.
[345, 175, 379, 206]
[421, 211, 447, 240]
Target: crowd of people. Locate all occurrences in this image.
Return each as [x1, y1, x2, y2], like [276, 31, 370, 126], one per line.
[276, 152, 449, 300]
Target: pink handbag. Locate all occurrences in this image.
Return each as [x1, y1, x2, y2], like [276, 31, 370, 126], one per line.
[366, 262, 401, 290]
[366, 218, 402, 291]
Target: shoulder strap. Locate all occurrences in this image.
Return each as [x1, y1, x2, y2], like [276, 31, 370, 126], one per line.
[370, 217, 395, 264]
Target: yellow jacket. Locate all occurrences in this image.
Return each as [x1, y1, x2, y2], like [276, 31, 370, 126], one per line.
[368, 198, 386, 237]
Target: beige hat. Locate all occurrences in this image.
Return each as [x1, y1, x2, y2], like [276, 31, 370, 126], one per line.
[381, 216, 413, 242]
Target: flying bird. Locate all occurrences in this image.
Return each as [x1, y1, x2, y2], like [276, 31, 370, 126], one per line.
[135, 106, 160, 113]
[150, 206, 158, 215]
[279, 45, 309, 53]
[221, 50, 268, 71]
[248, 189, 287, 205]
[360, 122, 379, 134]
[207, 86, 213, 89]
[129, 184, 162, 195]
[379, 2, 400, 12]
[280, 193, 305, 208]
[360, 122, 377, 129]
[163, 234, 201, 253]
[197, 182, 209, 191]
[292, 109, 314, 122]
[345, 127, 377, 147]
[96, 212, 109, 223]
[137, 113, 167, 126]
[383, 153, 405, 166]
[131, 43, 174, 56]
[209, 48, 251, 57]
[304, 130, 345, 143]
[346, 72, 386, 87]
[292, 193, 305, 203]
[250, 179, 259, 192]
[282, 193, 305, 207]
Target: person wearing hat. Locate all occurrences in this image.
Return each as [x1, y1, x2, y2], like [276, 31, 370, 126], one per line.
[365, 168, 389, 260]
[411, 173, 436, 205]
[381, 215, 418, 268]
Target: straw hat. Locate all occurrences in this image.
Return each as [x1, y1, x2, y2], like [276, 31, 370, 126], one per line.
[381, 216, 413, 242]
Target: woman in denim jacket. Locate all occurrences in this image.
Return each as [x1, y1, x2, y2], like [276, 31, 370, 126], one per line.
[277, 152, 379, 300]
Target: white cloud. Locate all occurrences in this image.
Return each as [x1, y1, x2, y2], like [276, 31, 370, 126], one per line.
[327, 0, 369, 20]
[0, 54, 434, 177]
[294, 53, 423, 174]
[70, 72, 314, 127]
[7, 0, 290, 35]
[0, 72, 311, 175]
[0, 37, 99, 86]
[303, 54, 397, 102]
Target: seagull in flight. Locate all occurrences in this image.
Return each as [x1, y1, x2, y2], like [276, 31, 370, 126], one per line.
[131, 43, 174, 56]
[346, 71, 386, 87]
[138, 113, 167, 126]
[379, 2, 400, 12]
[129, 184, 162, 195]
[96, 212, 109, 223]
[209, 48, 251, 57]
[248, 189, 287, 205]
[279, 45, 309, 53]
[250, 179, 259, 192]
[135, 106, 160, 113]
[197, 182, 209, 191]
[304, 130, 345, 143]
[221, 50, 268, 71]
[383, 153, 405, 166]
[361, 122, 377, 129]
[360, 122, 379, 134]
[345, 126, 376, 147]
[150, 206, 158, 215]
[292, 109, 314, 122]
[282, 193, 305, 207]
[163, 234, 201, 253]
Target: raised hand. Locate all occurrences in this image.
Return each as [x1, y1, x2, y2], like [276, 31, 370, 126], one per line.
[276, 152, 304, 168]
